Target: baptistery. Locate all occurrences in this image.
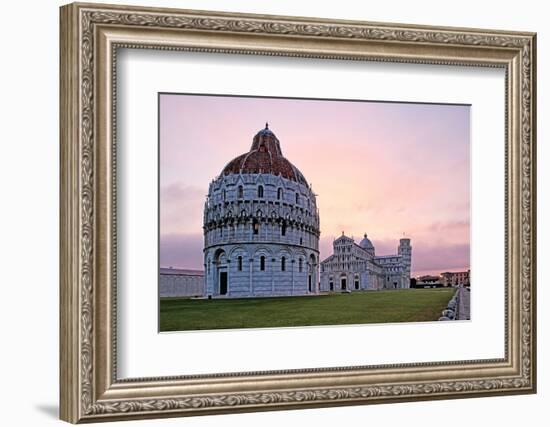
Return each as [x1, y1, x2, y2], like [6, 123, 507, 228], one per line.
[203, 124, 320, 298]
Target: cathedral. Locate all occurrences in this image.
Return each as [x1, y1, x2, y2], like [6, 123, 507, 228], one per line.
[203, 124, 320, 298]
[320, 233, 412, 291]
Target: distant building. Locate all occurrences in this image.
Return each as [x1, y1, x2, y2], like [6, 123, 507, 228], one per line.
[320, 233, 412, 291]
[159, 267, 205, 297]
[415, 275, 442, 288]
[440, 270, 470, 287]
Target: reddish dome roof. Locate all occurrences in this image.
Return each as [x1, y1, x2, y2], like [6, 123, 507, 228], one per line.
[221, 124, 308, 185]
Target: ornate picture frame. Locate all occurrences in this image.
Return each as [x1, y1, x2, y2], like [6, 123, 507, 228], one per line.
[60, 2, 536, 423]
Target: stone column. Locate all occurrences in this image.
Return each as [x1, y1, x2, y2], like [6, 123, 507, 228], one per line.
[271, 258, 275, 295]
[315, 261, 319, 294]
[249, 258, 253, 296]
[291, 259, 295, 295]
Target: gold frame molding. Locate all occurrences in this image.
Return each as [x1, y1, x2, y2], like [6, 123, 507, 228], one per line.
[60, 2, 537, 423]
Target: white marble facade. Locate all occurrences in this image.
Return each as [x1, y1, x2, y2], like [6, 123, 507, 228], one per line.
[203, 126, 320, 298]
[320, 234, 412, 292]
[159, 268, 205, 297]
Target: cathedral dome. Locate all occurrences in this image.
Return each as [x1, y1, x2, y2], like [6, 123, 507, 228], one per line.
[221, 124, 308, 185]
[359, 233, 374, 250]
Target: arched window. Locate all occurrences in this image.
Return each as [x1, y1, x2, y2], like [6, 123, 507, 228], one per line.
[354, 275, 360, 290]
[281, 256, 286, 272]
[295, 193, 299, 204]
[238, 185, 243, 198]
[281, 221, 287, 236]
[260, 256, 265, 271]
[238, 256, 243, 271]
[258, 185, 264, 198]
[329, 281, 334, 291]
[298, 258, 303, 273]
[277, 188, 283, 200]
[223, 189, 226, 201]
[253, 218, 260, 235]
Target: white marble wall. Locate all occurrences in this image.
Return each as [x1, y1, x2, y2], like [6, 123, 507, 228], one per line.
[204, 243, 319, 297]
[203, 173, 320, 298]
[160, 273, 205, 297]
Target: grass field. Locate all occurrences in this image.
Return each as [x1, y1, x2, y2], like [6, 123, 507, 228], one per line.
[159, 288, 455, 332]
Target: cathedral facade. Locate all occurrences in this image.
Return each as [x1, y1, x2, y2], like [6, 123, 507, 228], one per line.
[320, 234, 412, 292]
[203, 125, 320, 298]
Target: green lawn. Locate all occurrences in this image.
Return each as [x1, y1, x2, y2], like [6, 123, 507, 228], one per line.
[159, 288, 454, 332]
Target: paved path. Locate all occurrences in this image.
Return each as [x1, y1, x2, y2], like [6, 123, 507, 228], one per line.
[457, 287, 470, 320]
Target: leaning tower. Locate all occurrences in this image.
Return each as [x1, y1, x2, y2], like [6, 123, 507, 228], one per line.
[398, 238, 412, 280]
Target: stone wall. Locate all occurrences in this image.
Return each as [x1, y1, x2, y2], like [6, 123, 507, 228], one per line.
[203, 173, 320, 298]
[204, 243, 319, 298]
[159, 268, 205, 297]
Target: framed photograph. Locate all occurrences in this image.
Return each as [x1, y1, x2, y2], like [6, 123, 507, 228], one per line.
[158, 93, 469, 332]
[60, 2, 537, 423]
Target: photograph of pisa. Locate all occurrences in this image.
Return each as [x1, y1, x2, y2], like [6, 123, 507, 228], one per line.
[159, 93, 471, 332]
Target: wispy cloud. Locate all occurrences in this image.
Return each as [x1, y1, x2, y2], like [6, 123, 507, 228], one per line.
[160, 232, 204, 269]
[160, 183, 205, 234]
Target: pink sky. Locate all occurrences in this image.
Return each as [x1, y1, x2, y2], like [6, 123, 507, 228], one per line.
[160, 94, 470, 277]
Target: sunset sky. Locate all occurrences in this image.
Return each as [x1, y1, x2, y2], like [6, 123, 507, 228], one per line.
[159, 94, 470, 277]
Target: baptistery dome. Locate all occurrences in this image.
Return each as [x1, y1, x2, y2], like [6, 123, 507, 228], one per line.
[221, 124, 308, 185]
[203, 124, 320, 298]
